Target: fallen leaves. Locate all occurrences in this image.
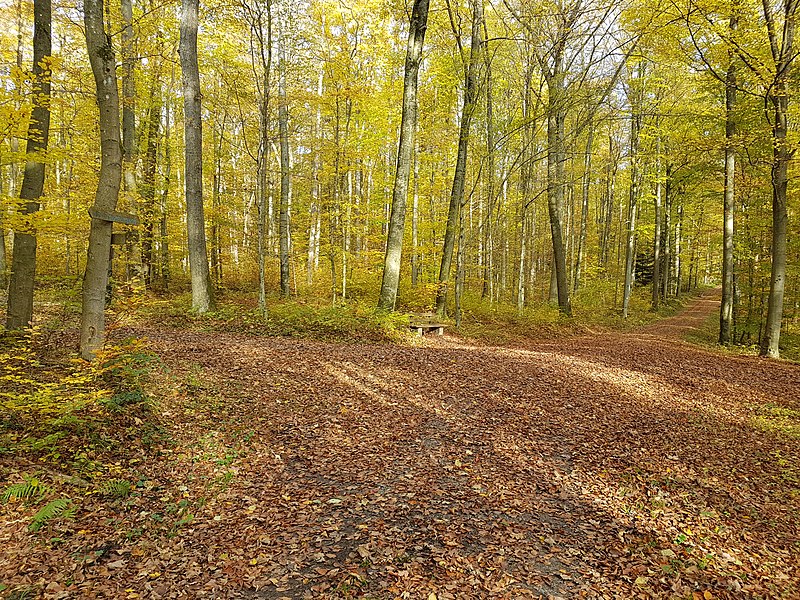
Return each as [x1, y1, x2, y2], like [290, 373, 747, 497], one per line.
[1, 295, 798, 598]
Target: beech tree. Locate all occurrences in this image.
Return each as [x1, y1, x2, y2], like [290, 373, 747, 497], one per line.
[378, 0, 430, 310]
[0, 0, 795, 357]
[758, 0, 797, 357]
[179, 0, 215, 312]
[80, 0, 121, 359]
[5, 0, 50, 331]
[719, 10, 737, 344]
[435, 0, 483, 316]
[277, 4, 291, 298]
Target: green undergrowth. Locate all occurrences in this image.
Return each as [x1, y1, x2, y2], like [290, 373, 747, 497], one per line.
[132, 282, 701, 347]
[749, 404, 800, 439]
[136, 291, 413, 342]
[453, 283, 697, 346]
[23, 278, 705, 350]
[683, 307, 800, 363]
[0, 329, 168, 533]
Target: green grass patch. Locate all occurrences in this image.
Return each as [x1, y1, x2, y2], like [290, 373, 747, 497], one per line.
[750, 404, 800, 439]
[682, 304, 800, 362]
[452, 283, 697, 346]
[136, 291, 413, 343]
[0, 329, 165, 481]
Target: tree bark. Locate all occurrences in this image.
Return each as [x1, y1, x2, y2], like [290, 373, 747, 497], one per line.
[249, 0, 272, 310]
[278, 24, 291, 297]
[435, 0, 482, 316]
[652, 132, 663, 310]
[622, 97, 641, 319]
[545, 75, 571, 315]
[411, 136, 421, 286]
[6, 0, 51, 330]
[760, 0, 796, 358]
[482, 45, 495, 301]
[120, 0, 143, 285]
[308, 70, 323, 286]
[160, 81, 172, 289]
[720, 16, 737, 344]
[517, 205, 527, 312]
[80, 0, 120, 359]
[210, 116, 223, 284]
[179, 0, 214, 312]
[662, 165, 672, 301]
[378, 0, 430, 310]
[761, 89, 790, 357]
[574, 124, 592, 292]
[140, 87, 161, 287]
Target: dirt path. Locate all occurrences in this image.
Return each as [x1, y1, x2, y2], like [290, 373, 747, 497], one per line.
[639, 288, 721, 340]
[2, 297, 799, 599]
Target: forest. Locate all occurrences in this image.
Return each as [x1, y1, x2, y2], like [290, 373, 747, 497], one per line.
[1, 0, 799, 598]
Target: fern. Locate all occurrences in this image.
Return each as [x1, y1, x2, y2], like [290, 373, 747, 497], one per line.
[99, 478, 131, 499]
[29, 498, 75, 531]
[1, 476, 50, 503]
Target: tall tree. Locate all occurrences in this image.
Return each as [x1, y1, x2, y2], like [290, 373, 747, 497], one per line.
[622, 62, 642, 319]
[759, 0, 797, 357]
[241, 0, 272, 310]
[573, 123, 593, 292]
[80, 0, 121, 359]
[180, 0, 215, 312]
[378, 0, 430, 310]
[5, 0, 51, 330]
[651, 128, 663, 310]
[482, 32, 495, 301]
[719, 11, 737, 344]
[435, 0, 483, 316]
[120, 0, 143, 284]
[277, 8, 291, 297]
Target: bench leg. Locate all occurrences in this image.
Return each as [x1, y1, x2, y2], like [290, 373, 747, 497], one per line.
[415, 327, 423, 336]
[436, 327, 444, 336]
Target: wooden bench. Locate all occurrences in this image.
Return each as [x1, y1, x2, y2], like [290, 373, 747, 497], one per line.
[409, 312, 447, 336]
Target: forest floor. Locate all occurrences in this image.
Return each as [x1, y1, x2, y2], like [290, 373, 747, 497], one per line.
[2, 291, 799, 599]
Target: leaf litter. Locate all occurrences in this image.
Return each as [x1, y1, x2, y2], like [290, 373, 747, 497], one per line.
[1, 294, 798, 599]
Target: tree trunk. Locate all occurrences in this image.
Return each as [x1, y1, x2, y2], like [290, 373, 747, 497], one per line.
[141, 88, 161, 287]
[599, 135, 616, 268]
[80, 0, 120, 359]
[622, 107, 641, 318]
[252, 0, 272, 310]
[435, 0, 482, 316]
[278, 26, 291, 297]
[760, 0, 796, 357]
[652, 132, 663, 310]
[258, 140, 269, 310]
[482, 46, 495, 301]
[574, 124, 592, 293]
[308, 70, 323, 286]
[455, 216, 465, 326]
[761, 88, 790, 357]
[210, 116, 223, 284]
[411, 136, 420, 286]
[378, 0, 429, 310]
[160, 83, 172, 290]
[517, 205, 527, 313]
[179, 0, 214, 312]
[675, 203, 683, 296]
[120, 0, 143, 285]
[0, 216, 6, 291]
[662, 165, 672, 301]
[720, 22, 737, 343]
[6, 0, 51, 330]
[545, 73, 571, 315]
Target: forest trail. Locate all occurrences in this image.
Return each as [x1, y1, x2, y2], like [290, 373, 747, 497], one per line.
[638, 287, 721, 340]
[4, 296, 799, 599]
